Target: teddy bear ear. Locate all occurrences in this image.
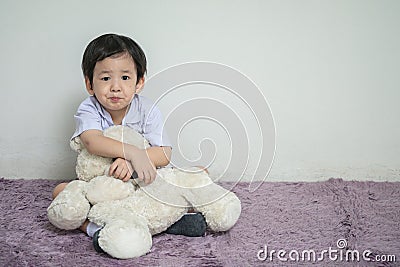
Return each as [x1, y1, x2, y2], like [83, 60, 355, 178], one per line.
[70, 137, 83, 152]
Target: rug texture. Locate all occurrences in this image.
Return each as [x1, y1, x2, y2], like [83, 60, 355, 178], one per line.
[0, 178, 399, 266]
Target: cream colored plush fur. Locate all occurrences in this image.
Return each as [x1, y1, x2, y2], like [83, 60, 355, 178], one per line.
[47, 126, 241, 259]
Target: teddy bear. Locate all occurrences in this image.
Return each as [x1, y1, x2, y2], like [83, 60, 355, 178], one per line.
[47, 125, 242, 259]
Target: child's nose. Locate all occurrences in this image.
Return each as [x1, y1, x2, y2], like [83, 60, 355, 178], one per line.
[111, 81, 122, 92]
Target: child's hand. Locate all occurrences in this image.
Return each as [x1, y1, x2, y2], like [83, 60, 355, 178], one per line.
[109, 158, 134, 182]
[127, 147, 157, 184]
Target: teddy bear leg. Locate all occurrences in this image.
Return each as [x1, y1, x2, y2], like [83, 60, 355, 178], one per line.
[47, 180, 90, 230]
[96, 217, 152, 259]
[88, 202, 152, 259]
[196, 191, 241, 232]
[185, 185, 242, 232]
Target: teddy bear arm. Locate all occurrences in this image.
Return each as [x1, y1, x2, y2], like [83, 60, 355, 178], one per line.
[86, 175, 136, 205]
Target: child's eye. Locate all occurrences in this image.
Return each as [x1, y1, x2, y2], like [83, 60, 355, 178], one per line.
[101, 77, 111, 81]
[122, 76, 130, 80]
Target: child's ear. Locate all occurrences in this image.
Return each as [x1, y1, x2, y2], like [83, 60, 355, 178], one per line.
[135, 77, 145, 94]
[85, 77, 94, 95]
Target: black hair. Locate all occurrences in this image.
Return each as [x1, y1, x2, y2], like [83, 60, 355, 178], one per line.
[82, 33, 147, 86]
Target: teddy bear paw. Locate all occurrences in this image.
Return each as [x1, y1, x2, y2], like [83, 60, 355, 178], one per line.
[95, 218, 152, 259]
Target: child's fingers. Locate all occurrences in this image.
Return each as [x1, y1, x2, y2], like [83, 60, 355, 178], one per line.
[109, 161, 118, 176]
[114, 166, 123, 179]
[151, 169, 157, 182]
[133, 162, 156, 184]
[122, 172, 131, 182]
[126, 161, 134, 176]
[122, 168, 133, 182]
[118, 167, 128, 180]
[143, 170, 150, 184]
[110, 158, 134, 180]
[122, 162, 133, 181]
[148, 169, 156, 184]
[137, 170, 144, 182]
[143, 168, 156, 184]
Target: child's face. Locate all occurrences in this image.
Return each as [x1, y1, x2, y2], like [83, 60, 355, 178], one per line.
[85, 53, 144, 116]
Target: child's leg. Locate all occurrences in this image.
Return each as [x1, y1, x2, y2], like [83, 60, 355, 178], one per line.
[52, 182, 69, 199]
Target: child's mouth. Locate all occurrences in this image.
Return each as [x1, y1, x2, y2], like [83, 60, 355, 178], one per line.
[110, 97, 121, 102]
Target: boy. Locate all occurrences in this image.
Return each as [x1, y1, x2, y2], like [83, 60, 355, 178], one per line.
[52, 34, 206, 252]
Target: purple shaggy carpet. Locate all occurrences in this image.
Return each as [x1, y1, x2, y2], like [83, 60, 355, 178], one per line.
[0, 178, 399, 266]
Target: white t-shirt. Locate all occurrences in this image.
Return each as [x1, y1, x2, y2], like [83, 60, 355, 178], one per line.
[72, 95, 171, 147]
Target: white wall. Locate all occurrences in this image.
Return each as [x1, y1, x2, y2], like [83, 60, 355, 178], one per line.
[0, 0, 399, 181]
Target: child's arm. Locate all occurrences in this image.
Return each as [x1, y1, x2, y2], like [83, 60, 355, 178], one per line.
[80, 129, 171, 183]
[147, 146, 172, 167]
[109, 146, 171, 182]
